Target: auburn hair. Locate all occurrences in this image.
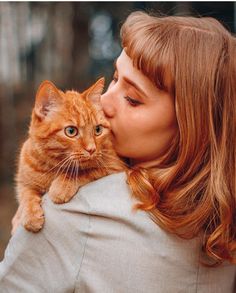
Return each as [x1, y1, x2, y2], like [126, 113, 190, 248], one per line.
[121, 11, 236, 266]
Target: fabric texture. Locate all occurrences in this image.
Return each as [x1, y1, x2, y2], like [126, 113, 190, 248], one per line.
[0, 172, 235, 292]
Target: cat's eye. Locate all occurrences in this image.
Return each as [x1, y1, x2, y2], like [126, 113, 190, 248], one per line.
[64, 126, 78, 137]
[94, 124, 103, 136]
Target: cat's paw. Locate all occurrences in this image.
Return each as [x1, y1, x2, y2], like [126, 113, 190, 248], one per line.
[48, 190, 74, 204]
[48, 186, 77, 204]
[49, 191, 66, 204]
[22, 206, 44, 233]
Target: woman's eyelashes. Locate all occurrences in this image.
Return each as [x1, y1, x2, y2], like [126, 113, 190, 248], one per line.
[111, 74, 143, 107]
[124, 96, 142, 107]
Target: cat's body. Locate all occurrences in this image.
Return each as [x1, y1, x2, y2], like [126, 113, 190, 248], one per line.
[13, 78, 125, 233]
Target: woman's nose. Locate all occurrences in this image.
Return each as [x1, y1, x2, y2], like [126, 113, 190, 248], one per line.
[101, 92, 116, 118]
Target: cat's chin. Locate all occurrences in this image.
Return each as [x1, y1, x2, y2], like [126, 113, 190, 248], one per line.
[78, 159, 98, 170]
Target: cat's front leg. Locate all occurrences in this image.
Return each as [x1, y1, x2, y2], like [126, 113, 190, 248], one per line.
[48, 176, 79, 204]
[18, 188, 44, 232]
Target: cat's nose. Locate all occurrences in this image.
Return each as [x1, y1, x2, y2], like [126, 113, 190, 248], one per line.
[85, 144, 96, 155]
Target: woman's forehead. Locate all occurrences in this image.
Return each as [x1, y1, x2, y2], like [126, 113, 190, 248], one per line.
[116, 50, 163, 98]
[115, 50, 134, 73]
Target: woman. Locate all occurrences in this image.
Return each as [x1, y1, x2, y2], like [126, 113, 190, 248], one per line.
[1, 11, 235, 292]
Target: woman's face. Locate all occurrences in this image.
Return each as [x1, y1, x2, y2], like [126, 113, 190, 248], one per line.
[101, 50, 177, 165]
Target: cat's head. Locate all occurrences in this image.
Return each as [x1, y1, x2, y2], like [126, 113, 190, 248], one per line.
[30, 78, 115, 169]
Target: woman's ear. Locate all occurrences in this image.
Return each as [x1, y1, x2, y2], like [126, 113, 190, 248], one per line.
[84, 77, 105, 107]
[34, 80, 63, 120]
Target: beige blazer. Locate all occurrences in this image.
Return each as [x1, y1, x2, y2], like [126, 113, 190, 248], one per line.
[0, 172, 235, 292]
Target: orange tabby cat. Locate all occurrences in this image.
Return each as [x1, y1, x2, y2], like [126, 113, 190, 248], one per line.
[12, 78, 125, 233]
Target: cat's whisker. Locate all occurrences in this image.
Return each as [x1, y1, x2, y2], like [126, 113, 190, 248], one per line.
[71, 160, 76, 180]
[44, 157, 71, 176]
[65, 159, 78, 193]
[27, 155, 73, 184]
[73, 161, 79, 192]
[62, 158, 74, 188]
[20, 156, 73, 189]
[53, 156, 74, 180]
[62, 159, 72, 180]
[75, 160, 79, 186]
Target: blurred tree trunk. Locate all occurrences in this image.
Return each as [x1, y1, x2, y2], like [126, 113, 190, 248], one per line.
[70, 2, 90, 89]
[0, 3, 18, 184]
[0, 85, 17, 183]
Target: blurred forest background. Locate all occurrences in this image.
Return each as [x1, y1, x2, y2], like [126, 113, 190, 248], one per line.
[0, 1, 235, 260]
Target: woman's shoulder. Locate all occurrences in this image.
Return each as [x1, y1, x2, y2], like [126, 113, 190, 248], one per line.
[77, 171, 134, 213]
[43, 171, 131, 213]
[42, 174, 235, 293]
[42, 171, 134, 233]
[79, 171, 129, 199]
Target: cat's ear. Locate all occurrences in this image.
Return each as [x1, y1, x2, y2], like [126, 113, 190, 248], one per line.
[85, 77, 105, 105]
[34, 80, 63, 120]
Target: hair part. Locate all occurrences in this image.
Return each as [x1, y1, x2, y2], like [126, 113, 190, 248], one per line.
[122, 11, 236, 266]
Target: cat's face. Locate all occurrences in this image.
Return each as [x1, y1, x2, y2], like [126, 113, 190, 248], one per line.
[30, 78, 113, 170]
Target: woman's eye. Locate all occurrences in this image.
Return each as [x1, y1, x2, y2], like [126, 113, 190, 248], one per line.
[64, 126, 78, 137]
[125, 96, 142, 107]
[112, 76, 118, 82]
[94, 124, 103, 136]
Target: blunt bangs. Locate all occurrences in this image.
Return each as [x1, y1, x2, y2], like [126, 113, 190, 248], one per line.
[120, 12, 176, 95]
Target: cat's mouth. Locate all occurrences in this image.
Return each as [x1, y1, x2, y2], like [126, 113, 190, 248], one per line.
[79, 155, 99, 166]
[78, 153, 96, 161]
[78, 158, 99, 170]
[62, 153, 99, 170]
[78, 159, 90, 167]
[65, 157, 96, 173]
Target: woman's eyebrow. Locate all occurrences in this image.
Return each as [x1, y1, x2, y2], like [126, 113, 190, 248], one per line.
[114, 59, 148, 98]
[123, 77, 148, 98]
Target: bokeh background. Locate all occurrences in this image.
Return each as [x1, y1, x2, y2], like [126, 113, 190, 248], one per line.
[0, 1, 235, 260]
